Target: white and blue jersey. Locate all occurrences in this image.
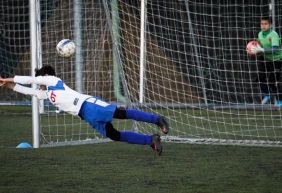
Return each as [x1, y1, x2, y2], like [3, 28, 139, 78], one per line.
[13, 75, 117, 135]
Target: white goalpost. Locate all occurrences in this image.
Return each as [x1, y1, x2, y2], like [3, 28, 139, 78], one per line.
[1, 0, 282, 147]
[29, 0, 41, 148]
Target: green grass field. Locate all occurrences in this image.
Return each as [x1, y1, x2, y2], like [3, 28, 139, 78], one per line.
[1, 106, 282, 193]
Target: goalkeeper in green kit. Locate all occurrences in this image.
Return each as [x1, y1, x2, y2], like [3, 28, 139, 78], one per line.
[251, 17, 282, 107]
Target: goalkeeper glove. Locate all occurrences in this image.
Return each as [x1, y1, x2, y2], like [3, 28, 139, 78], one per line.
[251, 45, 264, 54]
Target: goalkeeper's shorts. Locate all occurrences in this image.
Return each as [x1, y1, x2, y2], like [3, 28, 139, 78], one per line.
[78, 97, 117, 136]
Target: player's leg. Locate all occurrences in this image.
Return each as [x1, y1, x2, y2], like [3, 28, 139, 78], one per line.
[273, 60, 282, 107]
[257, 60, 271, 104]
[113, 107, 169, 134]
[78, 98, 163, 154]
[105, 122, 162, 155]
[268, 62, 278, 99]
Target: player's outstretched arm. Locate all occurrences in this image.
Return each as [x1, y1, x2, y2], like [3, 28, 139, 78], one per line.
[1, 75, 59, 87]
[0, 77, 14, 85]
[0, 79, 47, 99]
[0, 81, 16, 90]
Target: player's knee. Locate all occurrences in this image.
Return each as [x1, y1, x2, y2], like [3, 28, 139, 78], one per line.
[105, 122, 121, 141]
[113, 107, 126, 119]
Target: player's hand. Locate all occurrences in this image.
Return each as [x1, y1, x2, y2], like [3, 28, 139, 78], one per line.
[0, 77, 13, 84]
[0, 77, 7, 83]
[0, 81, 15, 89]
[251, 45, 264, 54]
[0, 77, 5, 87]
[0, 77, 15, 89]
[5, 82, 15, 89]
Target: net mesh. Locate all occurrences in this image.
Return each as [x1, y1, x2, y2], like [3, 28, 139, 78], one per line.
[106, 0, 282, 145]
[39, 0, 116, 144]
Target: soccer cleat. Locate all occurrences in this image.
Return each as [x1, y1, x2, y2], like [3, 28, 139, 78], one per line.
[261, 96, 270, 104]
[156, 116, 170, 134]
[150, 134, 162, 156]
[274, 100, 282, 108]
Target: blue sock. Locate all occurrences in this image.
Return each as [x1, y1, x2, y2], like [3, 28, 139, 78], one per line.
[120, 131, 152, 145]
[125, 109, 159, 124]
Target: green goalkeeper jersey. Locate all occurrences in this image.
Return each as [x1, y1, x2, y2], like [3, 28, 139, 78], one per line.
[258, 29, 282, 61]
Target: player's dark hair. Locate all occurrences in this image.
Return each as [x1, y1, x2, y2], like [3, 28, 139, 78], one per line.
[35, 65, 56, 77]
[261, 16, 272, 24]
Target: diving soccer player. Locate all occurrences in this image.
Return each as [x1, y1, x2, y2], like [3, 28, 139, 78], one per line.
[251, 17, 282, 106]
[0, 66, 169, 155]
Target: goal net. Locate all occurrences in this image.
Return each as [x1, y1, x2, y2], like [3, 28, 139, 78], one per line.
[1, 0, 282, 147]
[103, 0, 282, 146]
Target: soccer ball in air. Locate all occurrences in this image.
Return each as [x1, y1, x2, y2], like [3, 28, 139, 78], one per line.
[56, 39, 76, 57]
[246, 40, 260, 55]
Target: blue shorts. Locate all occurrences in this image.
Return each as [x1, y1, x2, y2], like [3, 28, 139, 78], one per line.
[78, 97, 117, 136]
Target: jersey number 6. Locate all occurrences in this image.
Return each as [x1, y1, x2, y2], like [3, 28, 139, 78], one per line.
[50, 91, 56, 102]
